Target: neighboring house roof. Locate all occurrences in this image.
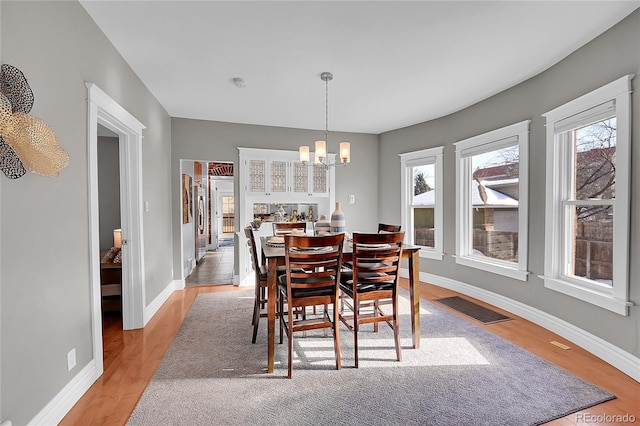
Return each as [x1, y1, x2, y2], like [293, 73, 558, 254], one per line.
[473, 163, 519, 180]
[413, 181, 518, 207]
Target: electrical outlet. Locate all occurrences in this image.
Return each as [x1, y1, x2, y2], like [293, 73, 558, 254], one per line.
[67, 348, 76, 371]
[348, 194, 355, 204]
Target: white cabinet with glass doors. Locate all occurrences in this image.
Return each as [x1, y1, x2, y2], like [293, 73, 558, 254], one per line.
[240, 147, 334, 199]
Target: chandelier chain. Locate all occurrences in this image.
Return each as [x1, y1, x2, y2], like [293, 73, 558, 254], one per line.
[325, 76, 329, 143]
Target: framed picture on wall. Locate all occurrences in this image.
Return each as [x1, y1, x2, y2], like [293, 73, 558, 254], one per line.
[182, 174, 193, 224]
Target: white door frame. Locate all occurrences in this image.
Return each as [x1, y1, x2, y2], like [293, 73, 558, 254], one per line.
[86, 83, 146, 375]
[207, 176, 218, 250]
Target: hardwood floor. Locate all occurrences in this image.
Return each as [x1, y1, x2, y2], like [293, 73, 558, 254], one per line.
[60, 280, 639, 425]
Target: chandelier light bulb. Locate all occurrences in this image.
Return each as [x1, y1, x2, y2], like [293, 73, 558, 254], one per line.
[299, 145, 310, 163]
[340, 142, 351, 163]
[315, 140, 326, 163]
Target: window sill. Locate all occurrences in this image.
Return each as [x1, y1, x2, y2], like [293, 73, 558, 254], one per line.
[454, 255, 529, 281]
[540, 275, 632, 316]
[419, 248, 443, 260]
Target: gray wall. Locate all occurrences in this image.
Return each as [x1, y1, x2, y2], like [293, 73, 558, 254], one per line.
[98, 136, 120, 251]
[379, 10, 640, 357]
[0, 1, 637, 424]
[0, 2, 173, 424]
[170, 118, 379, 278]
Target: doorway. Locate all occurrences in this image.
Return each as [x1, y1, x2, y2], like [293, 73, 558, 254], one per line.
[219, 193, 235, 244]
[184, 161, 234, 286]
[97, 126, 123, 327]
[87, 82, 146, 377]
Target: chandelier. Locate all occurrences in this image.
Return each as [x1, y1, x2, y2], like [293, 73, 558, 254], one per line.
[299, 72, 350, 166]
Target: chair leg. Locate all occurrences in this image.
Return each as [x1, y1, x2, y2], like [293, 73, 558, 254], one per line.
[260, 286, 266, 309]
[287, 314, 294, 379]
[279, 291, 284, 345]
[251, 285, 261, 344]
[323, 304, 329, 338]
[393, 296, 402, 362]
[251, 307, 260, 344]
[332, 300, 341, 371]
[252, 283, 260, 326]
[353, 299, 359, 369]
[393, 314, 402, 362]
[373, 300, 379, 333]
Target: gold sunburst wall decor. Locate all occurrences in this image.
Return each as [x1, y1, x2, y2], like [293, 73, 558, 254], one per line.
[0, 64, 69, 178]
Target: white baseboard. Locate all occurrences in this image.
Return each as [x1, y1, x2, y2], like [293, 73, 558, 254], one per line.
[143, 280, 178, 325]
[401, 268, 640, 382]
[174, 279, 185, 291]
[27, 360, 97, 426]
[28, 280, 181, 426]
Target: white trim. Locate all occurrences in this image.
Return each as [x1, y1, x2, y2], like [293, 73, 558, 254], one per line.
[143, 280, 178, 325]
[454, 120, 530, 280]
[87, 82, 146, 332]
[86, 83, 147, 387]
[27, 361, 97, 426]
[399, 146, 444, 259]
[419, 248, 444, 261]
[174, 279, 186, 291]
[453, 254, 530, 281]
[542, 75, 633, 315]
[542, 75, 633, 122]
[540, 275, 632, 316]
[399, 269, 640, 382]
[453, 121, 529, 150]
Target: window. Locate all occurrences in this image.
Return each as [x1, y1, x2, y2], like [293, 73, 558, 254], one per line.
[400, 147, 443, 260]
[541, 75, 633, 315]
[222, 195, 235, 233]
[454, 121, 530, 281]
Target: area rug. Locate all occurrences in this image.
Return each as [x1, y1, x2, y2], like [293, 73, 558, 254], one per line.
[219, 238, 234, 247]
[127, 290, 614, 426]
[434, 295, 511, 324]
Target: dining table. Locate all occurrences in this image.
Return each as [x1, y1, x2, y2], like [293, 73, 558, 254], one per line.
[260, 236, 421, 373]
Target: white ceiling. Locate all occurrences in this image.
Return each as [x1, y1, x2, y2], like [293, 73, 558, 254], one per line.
[79, 1, 640, 134]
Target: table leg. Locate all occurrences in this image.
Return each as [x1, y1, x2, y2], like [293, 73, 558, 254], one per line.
[267, 257, 277, 373]
[408, 250, 420, 349]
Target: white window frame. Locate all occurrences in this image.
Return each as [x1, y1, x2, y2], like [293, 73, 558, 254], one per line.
[454, 120, 530, 281]
[400, 146, 444, 260]
[541, 75, 634, 316]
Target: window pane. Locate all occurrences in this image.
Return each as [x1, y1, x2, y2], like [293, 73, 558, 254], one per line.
[222, 196, 234, 233]
[470, 145, 519, 263]
[412, 164, 436, 249]
[292, 162, 308, 192]
[270, 161, 287, 192]
[412, 164, 434, 204]
[413, 207, 434, 248]
[573, 118, 616, 201]
[568, 205, 613, 286]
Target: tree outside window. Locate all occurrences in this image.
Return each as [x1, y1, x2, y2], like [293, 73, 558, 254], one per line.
[569, 118, 616, 285]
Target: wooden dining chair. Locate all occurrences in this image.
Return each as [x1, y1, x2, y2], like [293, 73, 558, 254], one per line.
[339, 231, 404, 368]
[378, 223, 402, 233]
[244, 226, 269, 344]
[277, 233, 345, 378]
[343, 223, 402, 270]
[272, 221, 307, 236]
